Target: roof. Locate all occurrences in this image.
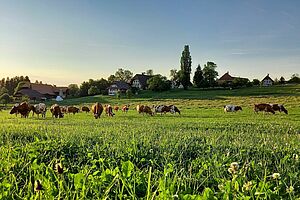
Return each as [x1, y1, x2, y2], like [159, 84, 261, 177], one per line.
[21, 82, 68, 95]
[131, 74, 153, 87]
[218, 72, 234, 81]
[15, 88, 44, 99]
[108, 81, 130, 90]
[262, 74, 274, 82]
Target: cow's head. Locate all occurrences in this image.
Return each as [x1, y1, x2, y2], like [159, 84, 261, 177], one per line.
[9, 105, 18, 114]
[280, 105, 288, 114]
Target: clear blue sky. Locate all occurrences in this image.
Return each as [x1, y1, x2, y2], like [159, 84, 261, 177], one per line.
[1, 0, 299, 85]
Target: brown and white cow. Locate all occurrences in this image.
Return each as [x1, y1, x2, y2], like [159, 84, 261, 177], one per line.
[136, 105, 144, 114]
[104, 105, 114, 117]
[81, 106, 90, 113]
[122, 105, 130, 113]
[92, 102, 103, 119]
[50, 104, 64, 118]
[254, 103, 275, 114]
[270, 104, 288, 114]
[60, 106, 67, 113]
[67, 106, 80, 115]
[10, 102, 31, 118]
[31, 103, 47, 118]
[224, 105, 242, 112]
[114, 106, 119, 112]
[142, 105, 153, 116]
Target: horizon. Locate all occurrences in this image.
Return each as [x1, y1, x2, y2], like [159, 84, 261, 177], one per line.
[1, 0, 299, 86]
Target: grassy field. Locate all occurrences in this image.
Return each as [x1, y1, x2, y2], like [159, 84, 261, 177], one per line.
[1, 85, 300, 199]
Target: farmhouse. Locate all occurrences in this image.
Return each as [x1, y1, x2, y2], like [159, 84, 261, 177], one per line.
[130, 74, 153, 89]
[261, 74, 274, 86]
[14, 82, 68, 100]
[108, 81, 130, 96]
[217, 72, 248, 86]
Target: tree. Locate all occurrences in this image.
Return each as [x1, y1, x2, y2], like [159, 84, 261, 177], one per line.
[79, 81, 90, 97]
[170, 69, 181, 87]
[94, 78, 109, 95]
[147, 75, 171, 92]
[288, 73, 300, 83]
[114, 68, 133, 82]
[68, 84, 80, 97]
[180, 45, 192, 90]
[146, 69, 154, 76]
[232, 78, 251, 88]
[126, 89, 133, 98]
[108, 75, 117, 84]
[202, 62, 218, 87]
[0, 93, 11, 105]
[14, 81, 26, 95]
[279, 76, 285, 84]
[88, 86, 99, 96]
[252, 79, 260, 86]
[193, 64, 205, 88]
[0, 87, 8, 96]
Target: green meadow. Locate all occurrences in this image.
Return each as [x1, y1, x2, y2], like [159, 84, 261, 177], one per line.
[1, 85, 300, 199]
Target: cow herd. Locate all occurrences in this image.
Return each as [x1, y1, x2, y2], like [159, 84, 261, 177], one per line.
[7, 101, 288, 119]
[224, 103, 288, 114]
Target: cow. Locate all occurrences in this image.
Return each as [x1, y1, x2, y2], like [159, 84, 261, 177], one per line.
[122, 105, 130, 113]
[31, 103, 47, 118]
[91, 102, 103, 119]
[224, 105, 242, 112]
[270, 104, 288, 114]
[81, 106, 90, 113]
[136, 105, 144, 114]
[169, 105, 181, 114]
[254, 103, 275, 114]
[60, 106, 67, 113]
[142, 105, 153, 116]
[67, 106, 80, 115]
[104, 105, 114, 117]
[114, 106, 119, 112]
[50, 104, 64, 118]
[10, 102, 31, 118]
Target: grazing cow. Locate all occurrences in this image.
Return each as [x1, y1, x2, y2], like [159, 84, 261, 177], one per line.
[136, 105, 144, 114]
[169, 105, 181, 114]
[104, 105, 114, 117]
[67, 106, 80, 114]
[81, 106, 90, 113]
[142, 105, 153, 116]
[224, 105, 242, 112]
[31, 103, 47, 118]
[60, 106, 67, 113]
[114, 106, 119, 112]
[254, 103, 275, 114]
[92, 102, 103, 119]
[10, 102, 31, 118]
[50, 104, 64, 118]
[270, 104, 288, 114]
[122, 105, 130, 113]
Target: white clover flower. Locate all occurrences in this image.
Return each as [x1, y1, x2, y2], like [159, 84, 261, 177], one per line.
[293, 154, 299, 160]
[271, 173, 281, 180]
[243, 181, 253, 191]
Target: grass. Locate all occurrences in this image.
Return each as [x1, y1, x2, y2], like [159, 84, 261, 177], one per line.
[1, 85, 300, 199]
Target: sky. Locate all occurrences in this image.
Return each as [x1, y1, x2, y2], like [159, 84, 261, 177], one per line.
[0, 0, 299, 86]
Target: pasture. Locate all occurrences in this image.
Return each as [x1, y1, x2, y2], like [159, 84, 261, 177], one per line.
[1, 85, 300, 199]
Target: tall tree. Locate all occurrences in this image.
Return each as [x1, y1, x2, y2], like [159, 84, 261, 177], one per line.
[180, 45, 192, 90]
[279, 76, 285, 84]
[68, 84, 80, 97]
[203, 62, 218, 87]
[114, 68, 133, 82]
[146, 69, 154, 76]
[193, 64, 205, 88]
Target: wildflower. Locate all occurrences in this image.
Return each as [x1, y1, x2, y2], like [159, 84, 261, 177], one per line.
[34, 180, 43, 192]
[172, 194, 179, 198]
[293, 154, 299, 160]
[230, 162, 239, 171]
[228, 162, 239, 174]
[286, 185, 294, 193]
[243, 181, 253, 191]
[55, 163, 64, 174]
[271, 173, 280, 180]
